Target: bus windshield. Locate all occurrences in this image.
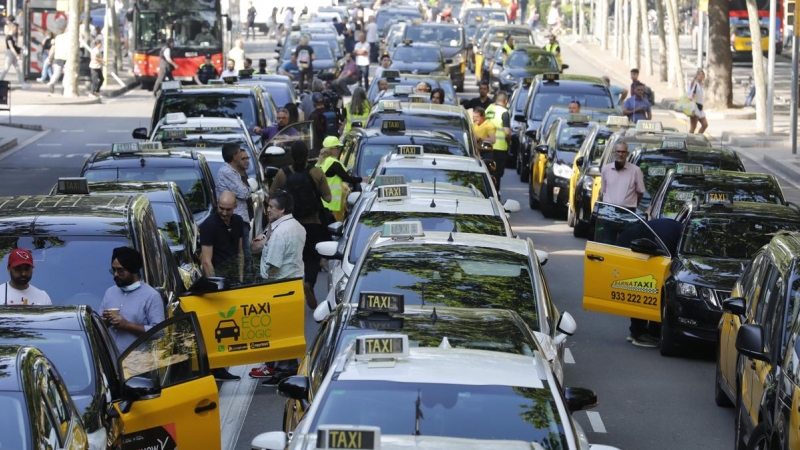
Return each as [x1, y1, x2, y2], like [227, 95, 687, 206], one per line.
[135, 0, 221, 50]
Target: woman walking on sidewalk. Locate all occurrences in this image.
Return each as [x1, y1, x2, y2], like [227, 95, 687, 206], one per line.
[1, 19, 30, 90]
[687, 69, 708, 135]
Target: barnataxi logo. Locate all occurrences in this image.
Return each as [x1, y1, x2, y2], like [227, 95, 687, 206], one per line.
[611, 274, 659, 294]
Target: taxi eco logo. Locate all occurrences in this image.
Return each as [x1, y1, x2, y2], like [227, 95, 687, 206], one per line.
[611, 274, 659, 294]
[215, 303, 272, 349]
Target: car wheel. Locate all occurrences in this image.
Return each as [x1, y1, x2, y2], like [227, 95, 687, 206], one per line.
[567, 205, 576, 227]
[734, 390, 748, 450]
[540, 183, 554, 218]
[747, 423, 768, 450]
[516, 155, 522, 174]
[660, 297, 678, 356]
[715, 357, 734, 407]
[528, 179, 539, 209]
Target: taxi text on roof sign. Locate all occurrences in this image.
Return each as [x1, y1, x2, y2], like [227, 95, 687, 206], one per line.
[606, 115, 630, 126]
[706, 191, 733, 204]
[394, 85, 414, 96]
[382, 69, 401, 80]
[56, 177, 89, 195]
[358, 292, 405, 313]
[381, 119, 406, 132]
[676, 163, 704, 176]
[381, 220, 424, 238]
[316, 425, 381, 450]
[112, 141, 163, 153]
[379, 100, 401, 111]
[660, 139, 687, 151]
[161, 80, 181, 91]
[355, 334, 410, 361]
[543, 72, 559, 81]
[409, 94, 429, 103]
[397, 145, 424, 156]
[377, 184, 410, 201]
[374, 175, 406, 187]
[162, 129, 188, 139]
[164, 112, 188, 125]
[635, 120, 663, 132]
[567, 113, 591, 124]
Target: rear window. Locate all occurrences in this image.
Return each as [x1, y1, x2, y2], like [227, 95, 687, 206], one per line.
[356, 141, 467, 177]
[734, 27, 768, 37]
[366, 114, 471, 150]
[529, 89, 613, 121]
[159, 94, 258, 133]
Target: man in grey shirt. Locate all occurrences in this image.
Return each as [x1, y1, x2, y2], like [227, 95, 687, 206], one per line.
[216, 143, 254, 278]
[299, 79, 325, 119]
[100, 247, 165, 352]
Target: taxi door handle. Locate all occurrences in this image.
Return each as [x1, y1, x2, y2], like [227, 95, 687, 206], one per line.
[195, 401, 217, 414]
[750, 361, 757, 370]
[586, 254, 604, 262]
[729, 318, 735, 326]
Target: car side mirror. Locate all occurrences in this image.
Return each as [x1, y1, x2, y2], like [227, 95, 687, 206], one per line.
[586, 166, 601, 177]
[514, 114, 525, 122]
[316, 241, 343, 260]
[630, 238, 668, 257]
[556, 311, 577, 336]
[132, 127, 148, 140]
[251, 432, 288, 450]
[561, 64, 569, 70]
[314, 301, 333, 322]
[247, 177, 259, 193]
[277, 375, 310, 401]
[564, 387, 598, 413]
[187, 276, 228, 294]
[503, 199, 520, 213]
[347, 191, 361, 206]
[722, 297, 746, 316]
[534, 144, 549, 154]
[328, 221, 344, 237]
[525, 128, 537, 139]
[735, 324, 769, 362]
[263, 146, 286, 156]
[122, 376, 161, 410]
[535, 249, 548, 266]
[575, 156, 585, 167]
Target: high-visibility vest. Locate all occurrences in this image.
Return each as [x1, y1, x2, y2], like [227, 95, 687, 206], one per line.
[485, 104, 508, 151]
[502, 42, 514, 61]
[345, 101, 371, 133]
[318, 156, 344, 212]
[545, 43, 562, 64]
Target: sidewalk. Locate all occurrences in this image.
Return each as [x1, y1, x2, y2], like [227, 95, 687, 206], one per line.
[565, 33, 800, 182]
[0, 123, 47, 157]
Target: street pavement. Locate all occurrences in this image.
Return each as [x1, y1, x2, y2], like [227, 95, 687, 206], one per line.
[1, 30, 800, 450]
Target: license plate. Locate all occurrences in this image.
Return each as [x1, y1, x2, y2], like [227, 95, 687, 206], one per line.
[745, 42, 752, 47]
[174, 76, 193, 81]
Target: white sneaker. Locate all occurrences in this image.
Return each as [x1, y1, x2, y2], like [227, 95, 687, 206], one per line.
[21, 83, 30, 90]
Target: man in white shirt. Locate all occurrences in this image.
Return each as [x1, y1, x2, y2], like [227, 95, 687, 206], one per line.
[354, 32, 370, 87]
[365, 16, 379, 63]
[2, 248, 52, 306]
[220, 58, 238, 79]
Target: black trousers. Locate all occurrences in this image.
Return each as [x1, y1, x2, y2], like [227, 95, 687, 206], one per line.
[90, 68, 104, 94]
[630, 319, 660, 338]
[493, 150, 508, 189]
[301, 222, 329, 287]
[298, 68, 313, 93]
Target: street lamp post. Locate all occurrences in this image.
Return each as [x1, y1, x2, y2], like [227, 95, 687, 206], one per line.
[766, 0, 777, 134]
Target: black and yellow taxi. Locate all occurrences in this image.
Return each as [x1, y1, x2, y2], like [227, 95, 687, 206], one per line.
[401, 21, 468, 92]
[567, 116, 632, 238]
[139, 81, 275, 146]
[339, 127, 469, 179]
[367, 71, 458, 105]
[517, 73, 615, 178]
[375, 6, 423, 39]
[365, 100, 477, 156]
[389, 40, 448, 77]
[474, 24, 535, 84]
[529, 114, 596, 218]
[717, 232, 800, 449]
[0, 344, 89, 450]
[583, 196, 800, 357]
[492, 46, 562, 93]
[80, 141, 217, 225]
[647, 165, 786, 220]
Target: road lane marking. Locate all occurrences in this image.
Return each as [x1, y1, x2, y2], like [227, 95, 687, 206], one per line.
[38, 153, 90, 158]
[107, 130, 129, 133]
[0, 129, 51, 162]
[86, 143, 109, 147]
[564, 348, 575, 364]
[220, 365, 259, 450]
[586, 411, 607, 433]
[61, 129, 84, 132]
[37, 143, 62, 146]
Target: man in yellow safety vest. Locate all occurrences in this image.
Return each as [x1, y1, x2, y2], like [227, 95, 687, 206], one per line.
[484, 91, 512, 189]
[502, 35, 515, 63]
[316, 136, 369, 221]
[545, 34, 562, 66]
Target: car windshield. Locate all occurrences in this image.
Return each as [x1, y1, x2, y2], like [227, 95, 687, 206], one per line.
[381, 168, 491, 198]
[658, 176, 784, 219]
[351, 244, 537, 328]
[734, 27, 768, 37]
[512, 89, 529, 115]
[310, 381, 567, 445]
[406, 27, 463, 47]
[84, 167, 209, 217]
[636, 152, 741, 208]
[348, 212, 507, 264]
[357, 142, 468, 177]
[159, 141, 257, 178]
[530, 93, 614, 121]
[0, 393, 28, 450]
[681, 216, 800, 259]
[466, 11, 507, 23]
[159, 94, 258, 132]
[507, 52, 558, 69]
[377, 11, 420, 31]
[0, 330, 95, 395]
[261, 83, 292, 106]
[393, 46, 442, 62]
[0, 237, 132, 310]
[558, 126, 591, 151]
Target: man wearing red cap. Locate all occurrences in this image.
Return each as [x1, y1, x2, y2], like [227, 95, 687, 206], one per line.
[3, 248, 52, 305]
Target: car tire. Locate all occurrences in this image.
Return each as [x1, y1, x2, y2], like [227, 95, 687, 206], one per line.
[660, 298, 678, 356]
[540, 183, 554, 218]
[746, 423, 768, 450]
[567, 206, 576, 227]
[715, 357, 733, 407]
[529, 180, 540, 209]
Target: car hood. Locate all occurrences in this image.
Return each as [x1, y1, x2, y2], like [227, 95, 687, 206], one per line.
[502, 68, 554, 79]
[675, 256, 747, 289]
[73, 394, 104, 433]
[312, 59, 335, 70]
[440, 46, 463, 58]
[391, 62, 444, 72]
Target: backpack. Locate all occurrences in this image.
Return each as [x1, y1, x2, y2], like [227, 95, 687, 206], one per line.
[297, 47, 311, 69]
[644, 86, 655, 105]
[321, 110, 339, 136]
[282, 166, 320, 218]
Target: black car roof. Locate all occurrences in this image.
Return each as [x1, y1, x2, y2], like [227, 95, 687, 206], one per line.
[353, 129, 463, 143]
[0, 195, 136, 235]
[86, 181, 179, 203]
[160, 85, 260, 96]
[86, 150, 201, 167]
[0, 305, 87, 332]
[535, 79, 609, 93]
[691, 202, 800, 221]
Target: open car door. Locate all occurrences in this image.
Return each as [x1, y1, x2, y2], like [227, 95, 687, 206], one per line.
[259, 121, 316, 169]
[178, 277, 306, 369]
[582, 202, 671, 322]
[117, 312, 220, 450]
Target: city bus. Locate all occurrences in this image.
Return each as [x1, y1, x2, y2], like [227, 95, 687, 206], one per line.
[729, 0, 784, 53]
[131, 0, 225, 89]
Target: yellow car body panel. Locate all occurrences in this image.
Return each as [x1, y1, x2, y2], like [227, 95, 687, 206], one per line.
[583, 241, 670, 322]
[732, 33, 769, 52]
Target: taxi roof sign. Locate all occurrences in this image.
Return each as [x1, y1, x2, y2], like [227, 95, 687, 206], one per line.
[397, 145, 423, 157]
[660, 139, 687, 150]
[374, 174, 406, 187]
[222, 75, 238, 84]
[566, 113, 591, 124]
[377, 184, 410, 201]
[161, 80, 181, 91]
[358, 292, 405, 314]
[705, 191, 733, 205]
[355, 334, 410, 363]
[379, 100, 402, 112]
[675, 163, 704, 176]
[138, 142, 164, 151]
[56, 177, 89, 195]
[381, 220, 424, 238]
[111, 142, 142, 153]
[635, 120, 663, 132]
[393, 85, 414, 96]
[408, 94, 429, 103]
[522, 77, 534, 85]
[542, 72, 560, 82]
[161, 129, 188, 139]
[382, 69, 401, 80]
[381, 119, 406, 132]
[316, 425, 381, 449]
[606, 115, 630, 126]
[164, 112, 188, 125]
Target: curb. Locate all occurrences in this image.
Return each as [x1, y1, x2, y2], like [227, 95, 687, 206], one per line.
[21, 94, 102, 106]
[658, 98, 757, 120]
[102, 79, 140, 99]
[0, 122, 43, 131]
[0, 138, 18, 156]
[764, 154, 800, 180]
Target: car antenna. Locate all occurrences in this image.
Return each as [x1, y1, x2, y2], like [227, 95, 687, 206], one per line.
[451, 199, 459, 233]
[431, 179, 437, 208]
[430, 307, 438, 324]
[432, 157, 437, 166]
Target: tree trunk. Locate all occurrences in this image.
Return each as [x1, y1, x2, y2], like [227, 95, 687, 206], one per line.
[572, 0, 578, 35]
[706, 0, 732, 109]
[630, 0, 640, 69]
[664, 0, 684, 89]
[622, 0, 630, 64]
[600, 0, 609, 50]
[746, 0, 767, 129]
[109, 0, 121, 73]
[640, 0, 652, 75]
[63, 0, 81, 97]
[655, 0, 668, 81]
[83, 0, 91, 42]
[614, 0, 622, 59]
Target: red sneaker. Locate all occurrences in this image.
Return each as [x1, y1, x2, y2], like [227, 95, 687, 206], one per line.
[249, 365, 276, 378]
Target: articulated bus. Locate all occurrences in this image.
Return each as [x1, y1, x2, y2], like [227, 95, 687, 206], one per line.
[729, 0, 784, 53]
[131, 0, 225, 88]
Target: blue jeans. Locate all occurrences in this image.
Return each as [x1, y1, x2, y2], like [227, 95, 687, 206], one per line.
[358, 65, 369, 87]
[745, 85, 755, 107]
[39, 51, 53, 81]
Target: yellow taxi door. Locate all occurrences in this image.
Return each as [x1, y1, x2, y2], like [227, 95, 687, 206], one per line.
[568, 157, 581, 216]
[718, 311, 742, 394]
[790, 389, 800, 449]
[582, 202, 670, 322]
[117, 312, 220, 450]
[179, 277, 306, 369]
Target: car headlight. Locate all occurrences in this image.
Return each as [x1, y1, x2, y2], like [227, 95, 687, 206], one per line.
[700, 287, 718, 307]
[335, 276, 348, 303]
[553, 163, 573, 179]
[677, 282, 697, 298]
[582, 177, 594, 191]
[503, 73, 514, 81]
[451, 53, 463, 64]
[491, 67, 501, 75]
